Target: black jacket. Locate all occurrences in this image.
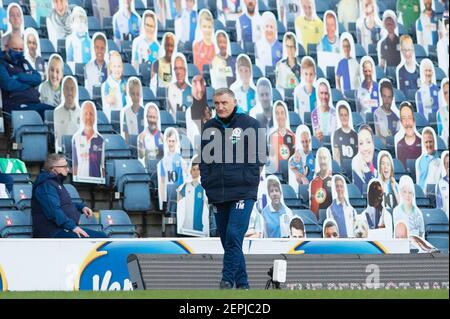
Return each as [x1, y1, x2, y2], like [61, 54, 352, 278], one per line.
[200, 107, 266, 204]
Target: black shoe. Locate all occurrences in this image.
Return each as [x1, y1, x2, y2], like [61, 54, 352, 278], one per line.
[219, 280, 233, 289]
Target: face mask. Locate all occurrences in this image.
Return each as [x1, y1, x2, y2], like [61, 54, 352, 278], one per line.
[9, 49, 24, 61]
[57, 173, 67, 183]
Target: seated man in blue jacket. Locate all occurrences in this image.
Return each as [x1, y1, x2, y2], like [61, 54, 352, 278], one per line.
[0, 34, 53, 120]
[31, 153, 107, 238]
[200, 88, 266, 289]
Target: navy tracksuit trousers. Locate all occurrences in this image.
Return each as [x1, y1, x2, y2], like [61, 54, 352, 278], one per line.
[214, 199, 254, 288]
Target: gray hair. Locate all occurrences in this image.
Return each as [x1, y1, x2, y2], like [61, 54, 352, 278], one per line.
[44, 153, 66, 171]
[213, 88, 235, 99]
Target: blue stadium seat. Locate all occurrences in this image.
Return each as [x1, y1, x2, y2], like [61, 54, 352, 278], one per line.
[0, 210, 32, 238]
[40, 38, 56, 61]
[104, 134, 132, 159]
[307, 44, 317, 59]
[422, 208, 449, 237]
[289, 111, 301, 132]
[348, 22, 356, 33]
[24, 15, 38, 30]
[230, 42, 244, 56]
[79, 213, 103, 232]
[226, 20, 237, 42]
[373, 135, 386, 151]
[155, 87, 168, 109]
[252, 65, 263, 81]
[78, 86, 90, 104]
[331, 88, 344, 104]
[297, 43, 305, 57]
[426, 236, 449, 252]
[100, 210, 138, 237]
[318, 209, 327, 226]
[113, 159, 152, 212]
[214, 19, 226, 31]
[139, 63, 152, 85]
[341, 158, 353, 183]
[414, 112, 428, 131]
[316, 66, 324, 79]
[435, 67, 446, 86]
[393, 158, 406, 181]
[426, 184, 436, 208]
[63, 63, 72, 76]
[266, 65, 276, 83]
[107, 39, 120, 53]
[176, 109, 186, 128]
[96, 110, 116, 134]
[352, 112, 364, 131]
[354, 43, 366, 61]
[44, 109, 54, 134]
[187, 63, 200, 78]
[428, 112, 438, 131]
[87, 16, 102, 37]
[386, 66, 397, 87]
[180, 133, 195, 159]
[92, 85, 102, 102]
[206, 86, 215, 102]
[282, 183, 301, 209]
[146, 158, 158, 175]
[75, 63, 85, 86]
[102, 17, 113, 38]
[326, 66, 335, 88]
[277, 21, 286, 40]
[284, 88, 294, 110]
[414, 44, 427, 63]
[311, 135, 322, 153]
[142, 85, 155, 104]
[298, 184, 309, 208]
[347, 183, 367, 208]
[180, 41, 193, 63]
[344, 90, 356, 111]
[375, 65, 386, 81]
[121, 40, 133, 63]
[279, 159, 289, 184]
[437, 137, 447, 154]
[331, 160, 342, 175]
[123, 63, 138, 79]
[60, 134, 73, 163]
[104, 134, 133, 185]
[368, 44, 378, 61]
[12, 183, 32, 213]
[11, 111, 49, 162]
[110, 110, 122, 134]
[365, 112, 376, 133]
[166, 183, 179, 214]
[415, 185, 430, 208]
[127, 134, 138, 158]
[207, 64, 217, 86]
[292, 209, 322, 237]
[405, 158, 416, 182]
[243, 42, 255, 62]
[160, 110, 177, 132]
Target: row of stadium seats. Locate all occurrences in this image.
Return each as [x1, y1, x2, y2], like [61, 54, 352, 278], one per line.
[0, 208, 138, 238]
[1, 200, 447, 251]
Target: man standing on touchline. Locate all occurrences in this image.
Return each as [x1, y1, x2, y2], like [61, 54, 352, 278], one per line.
[200, 88, 266, 289]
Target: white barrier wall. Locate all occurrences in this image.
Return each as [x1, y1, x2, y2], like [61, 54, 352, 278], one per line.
[0, 238, 409, 291]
